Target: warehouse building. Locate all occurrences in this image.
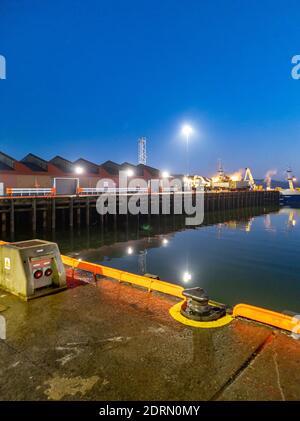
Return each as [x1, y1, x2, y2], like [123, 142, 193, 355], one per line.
[0, 151, 162, 195]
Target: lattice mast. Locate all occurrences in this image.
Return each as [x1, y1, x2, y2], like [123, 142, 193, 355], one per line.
[138, 137, 147, 165]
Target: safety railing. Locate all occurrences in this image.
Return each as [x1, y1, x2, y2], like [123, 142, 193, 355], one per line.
[6, 187, 55, 197]
[4, 186, 182, 197]
[77, 187, 149, 195]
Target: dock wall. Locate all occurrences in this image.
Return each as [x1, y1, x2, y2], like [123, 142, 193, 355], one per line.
[0, 190, 279, 234]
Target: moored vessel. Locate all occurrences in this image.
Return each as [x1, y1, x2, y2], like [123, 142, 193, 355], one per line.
[280, 168, 300, 205]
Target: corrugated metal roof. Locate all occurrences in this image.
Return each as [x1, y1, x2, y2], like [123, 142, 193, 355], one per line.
[73, 158, 99, 174]
[21, 154, 48, 172]
[50, 156, 74, 173]
[0, 151, 162, 178]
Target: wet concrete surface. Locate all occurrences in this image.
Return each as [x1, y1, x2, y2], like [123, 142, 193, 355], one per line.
[0, 279, 300, 401]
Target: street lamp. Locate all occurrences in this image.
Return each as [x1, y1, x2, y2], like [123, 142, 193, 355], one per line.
[181, 124, 193, 176]
[126, 169, 134, 177]
[161, 171, 170, 179]
[75, 166, 84, 175]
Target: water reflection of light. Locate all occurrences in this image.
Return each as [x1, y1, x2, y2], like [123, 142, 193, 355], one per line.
[127, 247, 133, 255]
[245, 221, 252, 232]
[183, 272, 192, 283]
[217, 219, 253, 233]
[138, 250, 147, 274]
[288, 210, 297, 227]
[264, 214, 271, 230]
[263, 214, 277, 233]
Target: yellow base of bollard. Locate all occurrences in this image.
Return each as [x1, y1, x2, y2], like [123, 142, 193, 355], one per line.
[169, 301, 233, 328]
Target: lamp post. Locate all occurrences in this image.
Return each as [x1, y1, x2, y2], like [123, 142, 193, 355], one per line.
[181, 124, 193, 176]
[74, 166, 84, 194]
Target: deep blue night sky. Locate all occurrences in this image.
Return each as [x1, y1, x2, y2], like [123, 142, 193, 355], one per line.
[1, 0, 300, 178]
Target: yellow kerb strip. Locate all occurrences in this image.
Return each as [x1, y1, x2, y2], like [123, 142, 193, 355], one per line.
[61, 255, 184, 299]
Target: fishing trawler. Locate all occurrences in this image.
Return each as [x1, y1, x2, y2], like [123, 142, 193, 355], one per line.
[280, 168, 300, 206]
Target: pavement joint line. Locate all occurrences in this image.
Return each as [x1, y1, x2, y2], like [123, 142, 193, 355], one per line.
[272, 341, 285, 401]
[209, 331, 275, 401]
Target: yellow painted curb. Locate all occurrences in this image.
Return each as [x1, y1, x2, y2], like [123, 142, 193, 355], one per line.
[169, 301, 233, 328]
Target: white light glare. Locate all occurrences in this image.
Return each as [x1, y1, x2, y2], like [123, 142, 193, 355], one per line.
[75, 166, 84, 175]
[183, 271, 192, 283]
[181, 124, 193, 137]
[162, 171, 170, 179]
[162, 238, 169, 245]
[126, 169, 134, 177]
[127, 247, 133, 255]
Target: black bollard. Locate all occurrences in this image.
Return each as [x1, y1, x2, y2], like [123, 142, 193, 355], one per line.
[180, 287, 226, 322]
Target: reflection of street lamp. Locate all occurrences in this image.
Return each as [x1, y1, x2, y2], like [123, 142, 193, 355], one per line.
[127, 247, 133, 255]
[75, 166, 84, 175]
[181, 124, 193, 176]
[183, 271, 192, 283]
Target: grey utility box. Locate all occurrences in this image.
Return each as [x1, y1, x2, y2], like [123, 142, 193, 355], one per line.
[0, 239, 66, 300]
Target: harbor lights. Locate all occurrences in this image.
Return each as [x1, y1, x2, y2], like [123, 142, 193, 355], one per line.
[181, 124, 193, 176]
[161, 171, 170, 179]
[183, 271, 192, 283]
[75, 166, 84, 175]
[126, 168, 134, 177]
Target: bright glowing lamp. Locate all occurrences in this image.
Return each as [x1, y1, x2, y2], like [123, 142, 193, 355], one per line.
[75, 166, 84, 175]
[126, 169, 134, 177]
[181, 124, 193, 136]
[162, 171, 170, 179]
